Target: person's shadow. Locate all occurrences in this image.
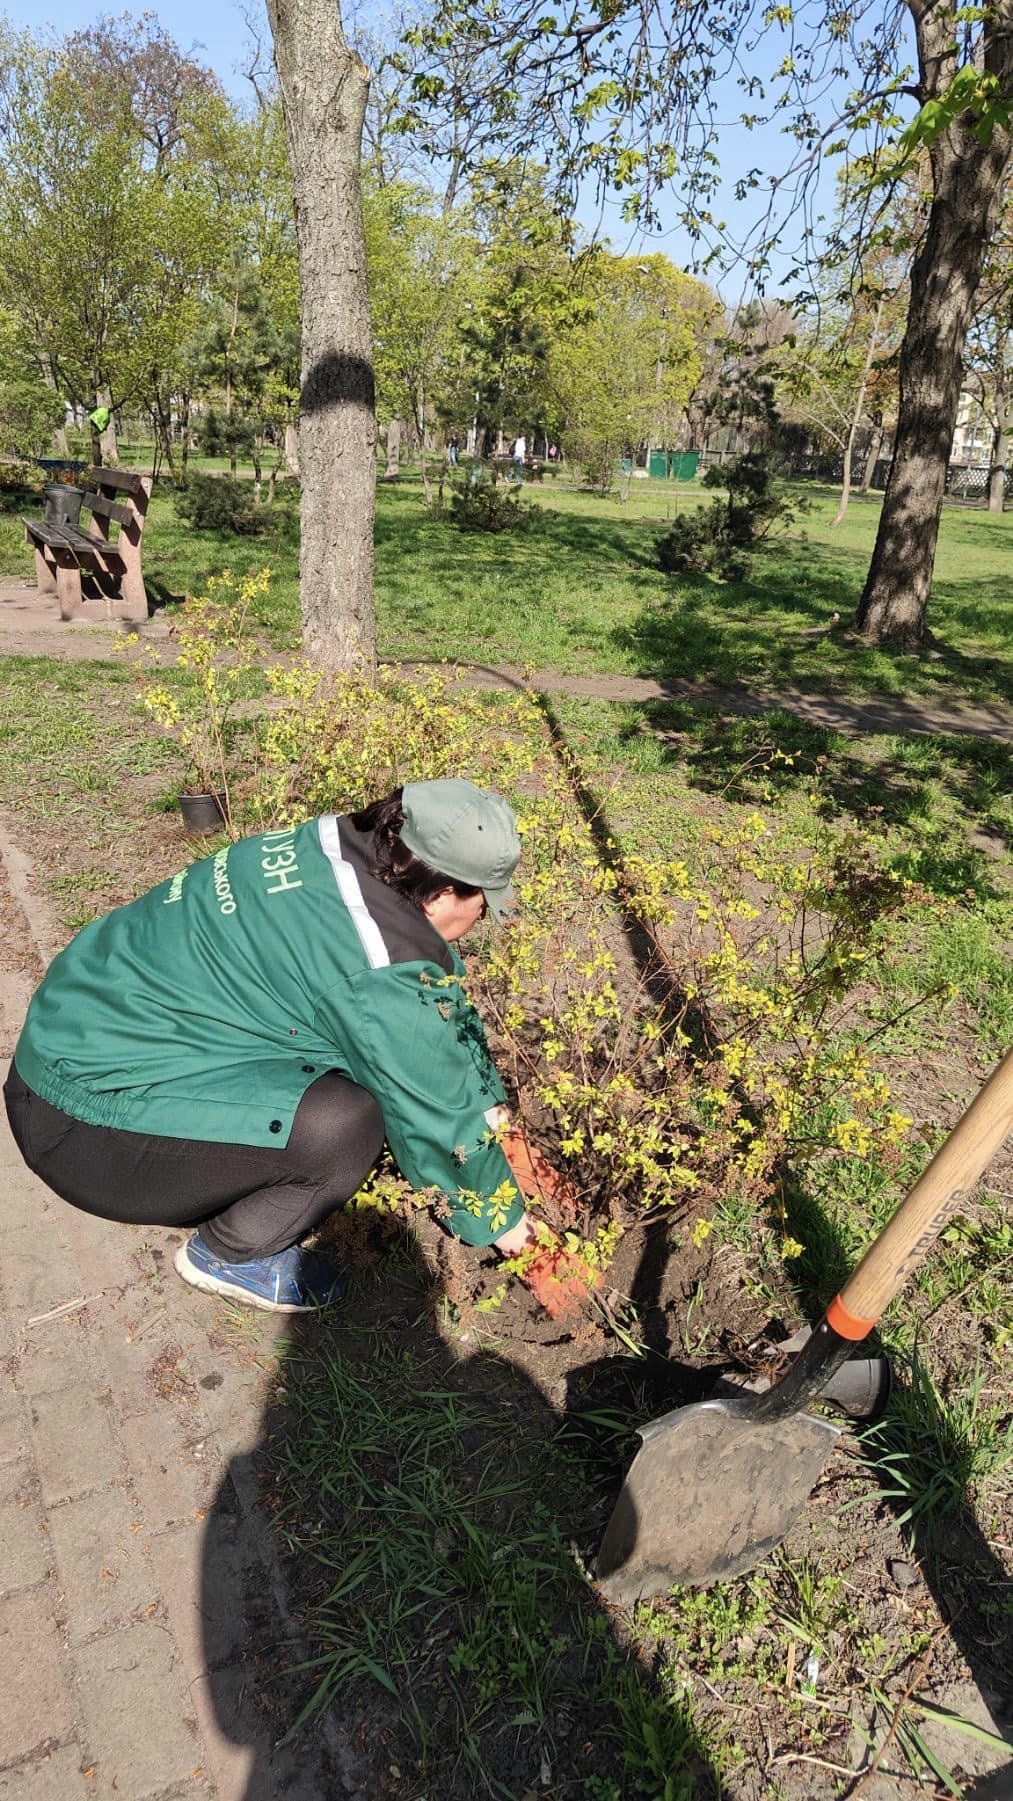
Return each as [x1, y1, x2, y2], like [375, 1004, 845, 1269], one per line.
[198, 1221, 729, 1799]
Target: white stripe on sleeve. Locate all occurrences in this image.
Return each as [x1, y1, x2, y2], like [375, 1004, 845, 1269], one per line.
[317, 816, 391, 969]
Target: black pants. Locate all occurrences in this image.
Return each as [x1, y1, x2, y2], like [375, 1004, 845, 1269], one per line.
[4, 1063, 385, 1262]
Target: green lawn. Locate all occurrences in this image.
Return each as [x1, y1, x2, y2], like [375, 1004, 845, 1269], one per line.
[2, 450, 1010, 1796]
[3, 465, 1009, 706]
[1, 641, 1009, 1795]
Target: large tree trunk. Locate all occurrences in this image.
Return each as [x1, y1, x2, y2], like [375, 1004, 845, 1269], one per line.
[265, 0, 376, 670]
[856, 9, 1012, 647]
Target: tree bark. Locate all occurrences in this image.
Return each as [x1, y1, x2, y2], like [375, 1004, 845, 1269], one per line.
[152, 391, 178, 481]
[97, 386, 119, 464]
[856, 6, 1012, 647]
[265, 0, 376, 671]
[987, 354, 1009, 511]
[40, 356, 70, 456]
[180, 394, 191, 475]
[384, 416, 402, 479]
[832, 296, 884, 526]
[860, 423, 885, 491]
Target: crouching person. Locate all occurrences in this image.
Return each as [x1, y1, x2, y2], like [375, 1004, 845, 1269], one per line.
[5, 780, 590, 1317]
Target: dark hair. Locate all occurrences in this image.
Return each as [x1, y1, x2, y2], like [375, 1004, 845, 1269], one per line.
[350, 788, 482, 912]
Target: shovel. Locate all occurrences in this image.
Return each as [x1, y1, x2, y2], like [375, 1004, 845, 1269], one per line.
[597, 1048, 1013, 1603]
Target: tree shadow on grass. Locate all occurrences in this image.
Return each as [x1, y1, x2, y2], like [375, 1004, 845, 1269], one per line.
[375, 477, 664, 575]
[537, 702, 1013, 1745]
[775, 1175, 1013, 1724]
[199, 1236, 730, 1798]
[595, 698, 1013, 891]
[614, 538, 1012, 704]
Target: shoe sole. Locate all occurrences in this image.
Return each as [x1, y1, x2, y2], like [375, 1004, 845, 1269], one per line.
[173, 1241, 317, 1313]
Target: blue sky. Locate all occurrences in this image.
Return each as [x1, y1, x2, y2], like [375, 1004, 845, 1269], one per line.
[7, 0, 863, 300]
[5, 0, 255, 98]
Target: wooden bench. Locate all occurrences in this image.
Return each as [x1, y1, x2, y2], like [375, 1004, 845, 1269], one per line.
[23, 467, 151, 622]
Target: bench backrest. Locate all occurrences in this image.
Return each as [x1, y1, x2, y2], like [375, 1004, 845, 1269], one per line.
[79, 467, 152, 545]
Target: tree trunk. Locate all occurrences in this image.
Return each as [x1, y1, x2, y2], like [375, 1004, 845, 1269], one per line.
[284, 421, 300, 475]
[860, 424, 885, 492]
[987, 373, 1008, 512]
[832, 296, 884, 526]
[384, 417, 402, 479]
[265, 0, 376, 671]
[153, 391, 178, 482]
[41, 357, 70, 456]
[856, 10, 1012, 647]
[97, 386, 118, 464]
[180, 394, 191, 474]
[416, 395, 432, 504]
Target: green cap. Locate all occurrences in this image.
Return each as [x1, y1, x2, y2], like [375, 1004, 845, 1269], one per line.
[400, 779, 520, 921]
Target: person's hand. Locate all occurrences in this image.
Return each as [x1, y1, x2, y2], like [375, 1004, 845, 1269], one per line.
[516, 1234, 600, 1320]
[502, 1127, 578, 1209]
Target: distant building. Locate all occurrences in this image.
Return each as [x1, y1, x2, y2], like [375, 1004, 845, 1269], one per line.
[950, 389, 993, 467]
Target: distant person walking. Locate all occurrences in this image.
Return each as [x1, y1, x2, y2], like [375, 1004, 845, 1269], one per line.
[446, 435, 460, 467]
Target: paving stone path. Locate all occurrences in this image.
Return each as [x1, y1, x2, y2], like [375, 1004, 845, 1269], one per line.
[0, 824, 363, 1797]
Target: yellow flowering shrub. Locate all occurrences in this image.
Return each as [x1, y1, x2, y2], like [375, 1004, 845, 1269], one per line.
[133, 568, 269, 832]
[136, 590, 931, 1285]
[252, 662, 539, 823]
[466, 758, 927, 1269]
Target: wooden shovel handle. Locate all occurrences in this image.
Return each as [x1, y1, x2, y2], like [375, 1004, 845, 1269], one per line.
[829, 1049, 1013, 1339]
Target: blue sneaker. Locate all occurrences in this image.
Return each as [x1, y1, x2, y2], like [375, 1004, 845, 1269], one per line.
[174, 1232, 345, 1313]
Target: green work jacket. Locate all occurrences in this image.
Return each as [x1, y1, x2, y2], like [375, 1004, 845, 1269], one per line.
[14, 814, 523, 1246]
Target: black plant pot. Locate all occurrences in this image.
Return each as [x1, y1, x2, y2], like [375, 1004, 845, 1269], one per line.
[178, 791, 227, 834]
[44, 484, 83, 528]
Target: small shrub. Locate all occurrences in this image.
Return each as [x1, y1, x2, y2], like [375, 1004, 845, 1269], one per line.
[133, 568, 268, 818]
[0, 377, 65, 460]
[657, 451, 796, 579]
[449, 465, 535, 534]
[197, 407, 257, 464]
[174, 472, 264, 535]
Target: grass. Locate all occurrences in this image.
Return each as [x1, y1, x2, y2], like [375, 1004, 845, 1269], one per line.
[267, 1321, 725, 1798]
[3, 463, 1010, 704]
[862, 1352, 1013, 1544]
[1, 463, 1010, 1794]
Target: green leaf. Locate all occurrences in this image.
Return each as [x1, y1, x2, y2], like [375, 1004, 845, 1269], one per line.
[911, 1699, 1013, 1754]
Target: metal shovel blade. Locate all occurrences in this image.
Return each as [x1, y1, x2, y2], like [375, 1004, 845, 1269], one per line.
[596, 1397, 841, 1603]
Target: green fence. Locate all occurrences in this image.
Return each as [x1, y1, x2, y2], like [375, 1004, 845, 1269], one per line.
[646, 449, 700, 480]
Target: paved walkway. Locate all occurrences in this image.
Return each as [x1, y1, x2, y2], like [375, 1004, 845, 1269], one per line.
[0, 826, 363, 1798]
[2, 578, 1010, 743]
